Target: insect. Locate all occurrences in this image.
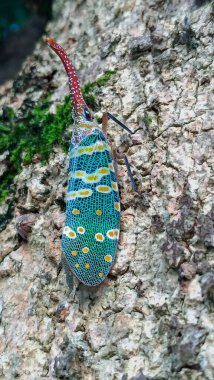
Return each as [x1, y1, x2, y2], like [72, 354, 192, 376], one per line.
[47, 37, 135, 287]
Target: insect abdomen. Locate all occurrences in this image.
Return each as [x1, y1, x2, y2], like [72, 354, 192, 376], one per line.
[61, 131, 120, 286]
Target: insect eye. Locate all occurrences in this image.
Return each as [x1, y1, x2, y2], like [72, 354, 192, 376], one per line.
[84, 108, 92, 121]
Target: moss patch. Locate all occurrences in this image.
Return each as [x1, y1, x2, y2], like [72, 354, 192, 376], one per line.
[82, 70, 116, 109]
[0, 95, 72, 205]
[0, 70, 116, 205]
[83, 70, 116, 94]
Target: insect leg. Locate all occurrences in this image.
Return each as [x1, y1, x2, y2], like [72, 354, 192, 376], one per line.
[57, 260, 63, 276]
[124, 155, 138, 192]
[61, 254, 73, 290]
[107, 112, 134, 134]
[102, 112, 138, 191]
[101, 111, 108, 136]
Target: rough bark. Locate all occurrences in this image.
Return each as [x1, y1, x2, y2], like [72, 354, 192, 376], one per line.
[0, 0, 214, 379]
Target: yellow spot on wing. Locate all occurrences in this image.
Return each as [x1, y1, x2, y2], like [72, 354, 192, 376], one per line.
[85, 263, 90, 269]
[75, 171, 85, 178]
[114, 202, 120, 211]
[97, 167, 109, 175]
[77, 226, 85, 234]
[95, 233, 105, 242]
[108, 231, 114, 238]
[98, 272, 103, 277]
[68, 230, 76, 239]
[78, 148, 85, 154]
[63, 226, 77, 238]
[96, 185, 111, 193]
[78, 189, 92, 198]
[84, 174, 100, 183]
[82, 247, 89, 253]
[107, 229, 119, 240]
[67, 191, 77, 200]
[72, 142, 110, 158]
[104, 255, 112, 262]
[109, 163, 114, 171]
[71, 250, 77, 256]
[75, 263, 79, 268]
[72, 209, 80, 215]
[112, 181, 118, 191]
[96, 209, 102, 216]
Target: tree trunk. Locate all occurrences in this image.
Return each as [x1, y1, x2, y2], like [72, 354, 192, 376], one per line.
[0, 0, 214, 379]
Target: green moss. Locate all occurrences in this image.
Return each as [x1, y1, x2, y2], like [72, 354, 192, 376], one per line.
[0, 96, 72, 205]
[143, 112, 154, 126]
[82, 69, 116, 110]
[0, 70, 116, 205]
[0, 188, 10, 205]
[143, 111, 158, 139]
[0, 171, 15, 205]
[83, 70, 116, 94]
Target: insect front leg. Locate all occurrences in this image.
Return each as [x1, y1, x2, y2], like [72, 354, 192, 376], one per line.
[101, 111, 108, 137]
[103, 112, 138, 192]
[107, 112, 134, 134]
[57, 260, 63, 277]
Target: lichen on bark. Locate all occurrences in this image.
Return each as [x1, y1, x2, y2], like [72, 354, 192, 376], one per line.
[0, 0, 214, 379]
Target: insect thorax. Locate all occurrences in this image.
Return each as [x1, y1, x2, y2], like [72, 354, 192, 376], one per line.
[71, 119, 100, 147]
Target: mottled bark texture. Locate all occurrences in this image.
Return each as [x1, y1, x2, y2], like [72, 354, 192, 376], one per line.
[0, 0, 214, 379]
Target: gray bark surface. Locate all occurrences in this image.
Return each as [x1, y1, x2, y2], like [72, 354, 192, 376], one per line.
[0, 0, 214, 379]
